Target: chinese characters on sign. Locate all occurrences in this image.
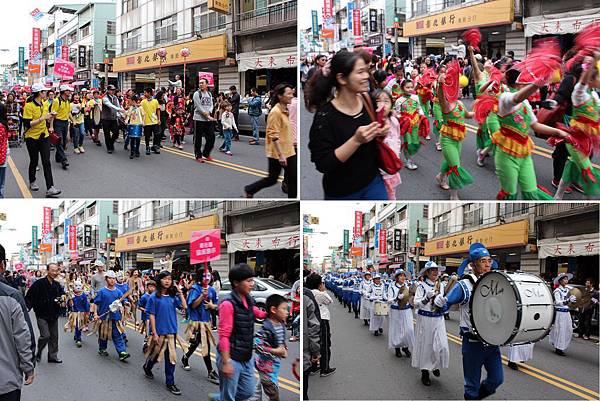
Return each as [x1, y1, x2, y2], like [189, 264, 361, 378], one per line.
[537, 238, 599, 259]
[190, 229, 221, 264]
[353, 9, 362, 37]
[40, 207, 52, 253]
[379, 229, 387, 255]
[54, 59, 75, 79]
[69, 225, 77, 251]
[525, 17, 600, 37]
[353, 211, 363, 240]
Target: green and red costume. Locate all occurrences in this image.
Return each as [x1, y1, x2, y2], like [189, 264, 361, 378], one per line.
[396, 94, 423, 158]
[492, 91, 553, 200]
[439, 101, 474, 189]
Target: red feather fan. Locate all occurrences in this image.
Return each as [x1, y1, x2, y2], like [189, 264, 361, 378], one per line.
[489, 67, 503, 85]
[443, 59, 460, 103]
[516, 38, 562, 85]
[463, 29, 481, 52]
[399, 115, 412, 135]
[418, 115, 430, 139]
[472, 95, 499, 124]
[553, 123, 600, 157]
[575, 22, 600, 53]
[419, 68, 438, 87]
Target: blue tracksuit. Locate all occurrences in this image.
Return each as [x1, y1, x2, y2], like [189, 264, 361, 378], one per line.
[94, 287, 126, 354]
[72, 293, 90, 342]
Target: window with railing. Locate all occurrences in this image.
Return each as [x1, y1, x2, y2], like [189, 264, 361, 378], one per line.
[122, 0, 139, 13]
[86, 203, 96, 219]
[153, 201, 173, 225]
[107, 21, 116, 35]
[155, 15, 177, 45]
[122, 28, 140, 53]
[237, 0, 296, 31]
[463, 203, 483, 230]
[80, 23, 90, 39]
[124, 208, 140, 233]
[193, 4, 227, 36]
[433, 212, 450, 236]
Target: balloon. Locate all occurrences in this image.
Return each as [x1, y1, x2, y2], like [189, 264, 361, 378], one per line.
[157, 48, 167, 58]
[550, 69, 562, 84]
[597, 59, 600, 72]
[459, 75, 469, 88]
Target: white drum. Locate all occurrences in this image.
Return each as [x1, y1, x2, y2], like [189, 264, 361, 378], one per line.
[470, 271, 555, 346]
[374, 300, 389, 316]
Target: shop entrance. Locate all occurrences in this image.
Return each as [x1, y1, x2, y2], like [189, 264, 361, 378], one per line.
[233, 249, 299, 285]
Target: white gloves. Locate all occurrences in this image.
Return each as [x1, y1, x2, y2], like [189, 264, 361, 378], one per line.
[397, 293, 405, 300]
[109, 300, 123, 313]
[426, 289, 436, 299]
[569, 295, 577, 303]
[434, 294, 446, 308]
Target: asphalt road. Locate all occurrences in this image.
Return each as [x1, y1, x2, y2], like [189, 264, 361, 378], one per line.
[306, 292, 600, 401]
[23, 310, 300, 401]
[5, 129, 286, 199]
[300, 91, 594, 200]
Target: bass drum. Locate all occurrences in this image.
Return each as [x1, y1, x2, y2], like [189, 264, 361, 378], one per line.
[470, 271, 555, 346]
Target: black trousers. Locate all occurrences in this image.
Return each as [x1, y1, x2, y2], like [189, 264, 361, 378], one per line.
[101, 119, 120, 151]
[319, 319, 331, 374]
[303, 369, 310, 400]
[143, 125, 160, 149]
[552, 141, 569, 182]
[25, 136, 54, 189]
[194, 121, 215, 159]
[53, 120, 68, 163]
[0, 389, 21, 401]
[579, 308, 595, 337]
[185, 330, 213, 372]
[245, 155, 297, 198]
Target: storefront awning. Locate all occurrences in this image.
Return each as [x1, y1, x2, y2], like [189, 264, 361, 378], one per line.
[424, 220, 529, 257]
[237, 47, 297, 72]
[524, 8, 600, 37]
[227, 225, 300, 253]
[537, 233, 599, 259]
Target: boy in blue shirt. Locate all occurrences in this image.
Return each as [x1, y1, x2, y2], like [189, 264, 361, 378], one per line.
[251, 294, 289, 401]
[91, 270, 130, 361]
[143, 271, 187, 396]
[182, 272, 219, 384]
[138, 279, 156, 353]
[65, 281, 90, 348]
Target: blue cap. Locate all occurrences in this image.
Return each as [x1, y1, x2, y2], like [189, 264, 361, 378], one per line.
[457, 243, 495, 276]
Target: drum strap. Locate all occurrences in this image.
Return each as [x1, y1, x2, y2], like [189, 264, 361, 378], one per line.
[418, 309, 442, 318]
[555, 307, 570, 312]
[391, 304, 412, 310]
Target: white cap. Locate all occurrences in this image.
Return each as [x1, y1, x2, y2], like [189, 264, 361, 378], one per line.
[474, 54, 482, 61]
[116, 271, 124, 280]
[94, 259, 105, 267]
[105, 270, 116, 279]
[59, 84, 72, 92]
[31, 83, 46, 93]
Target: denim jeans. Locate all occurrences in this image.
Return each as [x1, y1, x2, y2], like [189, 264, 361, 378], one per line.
[72, 123, 85, 148]
[221, 129, 233, 152]
[0, 166, 5, 198]
[250, 115, 260, 141]
[217, 352, 256, 401]
[324, 174, 388, 200]
[53, 119, 68, 163]
[130, 137, 141, 156]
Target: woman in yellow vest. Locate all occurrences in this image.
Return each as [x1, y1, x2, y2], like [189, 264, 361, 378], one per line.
[22, 83, 61, 197]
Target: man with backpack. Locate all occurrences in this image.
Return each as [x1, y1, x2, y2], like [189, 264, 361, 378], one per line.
[192, 78, 216, 162]
[247, 88, 262, 145]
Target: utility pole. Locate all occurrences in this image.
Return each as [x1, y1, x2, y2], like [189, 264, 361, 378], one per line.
[106, 215, 111, 268]
[415, 219, 420, 273]
[394, 0, 399, 56]
[104, 36, 108, 90]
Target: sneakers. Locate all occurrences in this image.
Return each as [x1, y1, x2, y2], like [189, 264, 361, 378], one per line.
[119, 352, 131, 362]
[196, 157, 204, 163]
[425, 135, 431, 140]
[146, 149, 151, 155]
[30, 182, 40, 191]
[421, 370, 431, 386]
[552, 179, 572, 194]
[79, 146, 85, 153]
[74, 147, 80, 154]
[167, 384, 181, 395]
[432, 369, 440, 377]
[75, 341, 82, 348]
[402, 347, 411, 357]
[406, 160, 418, 170]
[320, 368, 337, 377]
[570, 182, 584, 193]
[98, 349, 109, 356]
[143, 364, 154, 379]
[436, 142, 442, 151]
[225, 151, 232, 156]
[476, 150, 485, 167]
[46, 186, 61, 198]
[207, 370, 220, 384]
[554, 348, 566, 356]
[181, 355, 191, 371]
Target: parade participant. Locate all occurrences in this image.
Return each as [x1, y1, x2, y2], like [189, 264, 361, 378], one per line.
[64, 280, 90, 348]
[351, 272, 362, 319]
[181, 272, 219, 385]
[307, 50, 389, 200]
[244, 83, 297, 199]
[217, 264, 267, 401]
[91, 270, 130, 361]
[386, 269, 414, 358]
[505, 343, 534, 371]
[218, 100, 237, 155]
[368, 274, 385, 336]
[193, 78, 217, 162]
[143, 270, 188, 396]
[307, 273, 336, 377]
[384, 65, 406, 101]
[554, 53, 600, 199]
[125, 94, 144, 159]
[436, 60, 475, 199]
[138, 279, 156, 351]
[341, 274, 351, 312]
[48, 85, 71, 170]
[411, 261, 448, 386]
[22, 84, 61, 197]
[115, 271, 132, 344]
[170, 101, 186, 150]
[395, 79, 425, 171]
[434, 243, 503, 399]
[549, 272, 576, 356]
[140, 88, 161, 155]
[375, 89, 402, 199]
[25, 262, 65, 363]
[101, 85, 126, 153]
[70, 93, 85, 154]
[250, 294, 289, 401]
[359, 271, 373, 326]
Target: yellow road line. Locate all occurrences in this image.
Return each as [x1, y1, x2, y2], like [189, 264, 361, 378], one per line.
[7, 156, 32, 198]
[444, 331, 599, 399]
[464, 127, 600, 169]
[123, 322, 299, 393]
[164, 146, 284, 180]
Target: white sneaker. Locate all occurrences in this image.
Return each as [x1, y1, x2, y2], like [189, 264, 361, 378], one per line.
[46, 186, 61, 197]
[406, 161, 418, 170]
[225, 151, 232, 156]
[426, 135, 431, 140]
[436, 143, 442, 151]
[29, 182, 40, 191]
[74, 147, 80, 154]
[476, 150, 485, 167]
[79, 146, 85, 153]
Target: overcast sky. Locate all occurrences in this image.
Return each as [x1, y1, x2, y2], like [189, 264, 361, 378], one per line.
[0, 0, 63, 65]
[0, 199, 61, 257]
[300, 0, 324, 30]
[303, 202, 374, 263]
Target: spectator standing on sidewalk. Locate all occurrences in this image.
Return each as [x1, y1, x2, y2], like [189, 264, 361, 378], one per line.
[306, 273, 336, 377]
[193, 79, 217, 163]
[247, 88, 262, 145]
[303, 285, 321, 401]
[229, 86, 241, 141]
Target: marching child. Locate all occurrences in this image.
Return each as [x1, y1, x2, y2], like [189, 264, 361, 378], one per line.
[375, 89, 402, 199]
[219, 101, 237, 156]
[91, 270, 130, 361]
[125, 94, 144, 159]
[170, 100, 186, 150]
[143, 270, 188, 396]
[116, 271, 132, 343]
[65, 280, 90, 348]
[138, 280, 156, 353]
[250, 294, 289, 401]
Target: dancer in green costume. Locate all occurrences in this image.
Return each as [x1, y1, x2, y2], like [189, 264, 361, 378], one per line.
[435, 70, 475, 200]
[394, 79, 424, 170]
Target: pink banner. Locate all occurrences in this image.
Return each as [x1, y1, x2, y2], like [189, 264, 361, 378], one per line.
[32, 28, 41, 53]
[69, 225, 77, 251]
[190, 229, 221, 264]
[198, 72, 215, 87]
[379, 229, 387, 254]
[353, 9, 362, 37]
[54, 58, 75, 79]
[323, 0, 332, 19]
[353, 211, 362, 239]
[61, 45, 69, 61]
